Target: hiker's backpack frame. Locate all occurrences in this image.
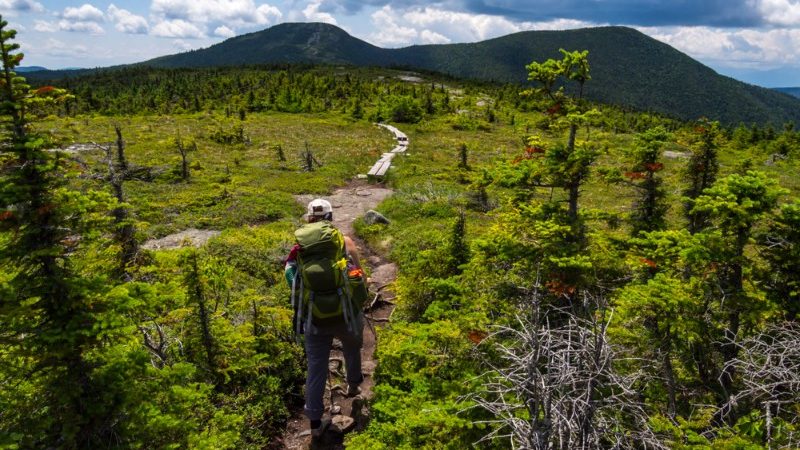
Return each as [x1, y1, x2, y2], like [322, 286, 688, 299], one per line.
[290, 221, 367, 338]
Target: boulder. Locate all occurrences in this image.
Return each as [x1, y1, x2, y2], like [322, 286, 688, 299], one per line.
[363, 210, 390, 225]
[330, 415, 355, 434]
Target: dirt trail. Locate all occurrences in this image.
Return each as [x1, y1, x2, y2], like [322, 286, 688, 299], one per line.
[280, 180, 397, 450]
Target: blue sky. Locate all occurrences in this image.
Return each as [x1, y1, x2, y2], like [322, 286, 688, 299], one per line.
[4, 0, 800, 87]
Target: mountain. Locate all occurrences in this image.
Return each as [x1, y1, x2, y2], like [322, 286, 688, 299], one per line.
[17, 66, 48, 72]
[82, 22, 800, 126]
[775, 87, 800, 99]
[144, 22, 390, 67]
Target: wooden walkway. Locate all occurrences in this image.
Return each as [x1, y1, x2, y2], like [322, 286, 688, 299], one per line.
[367, 124, 408, 179]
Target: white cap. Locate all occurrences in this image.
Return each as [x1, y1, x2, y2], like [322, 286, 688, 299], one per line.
[307, 198, 332, 218]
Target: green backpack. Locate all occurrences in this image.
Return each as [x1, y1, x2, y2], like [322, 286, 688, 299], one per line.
[290, 221, 368, 335]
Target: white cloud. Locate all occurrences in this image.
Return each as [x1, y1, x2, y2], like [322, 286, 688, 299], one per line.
[151, 18, 205, 38]
[368, 6, 416, 46]
[35, 3, 106, 35]
[757, 0, 800, 26]
[401, 7, 524, 42]
[640, 25, 800, 70]
[35, 18, 105, 34]
[0, 0, 44, 15]
[420, 29, 450, 44]
[214, 25, 236, 37]
[108, 4, 148, 34]
[301, 0, 338, 24]
[173, 39, 195, 51]
[57, 19, 105, 34]
[42, 37, 90, 58]
[149, 0, 281, 39]
[366, 6, 593, 48]
[33, 19, 57, 32]
[254, 4, 282, 25]
[62, 4, 104, 23]
[151, 0, 282, 27]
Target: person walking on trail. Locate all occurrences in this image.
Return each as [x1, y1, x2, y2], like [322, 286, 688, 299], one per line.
[285, 198, 368, 438]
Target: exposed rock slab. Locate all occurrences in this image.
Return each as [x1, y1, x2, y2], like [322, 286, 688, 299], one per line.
[141, 228, 221, 250]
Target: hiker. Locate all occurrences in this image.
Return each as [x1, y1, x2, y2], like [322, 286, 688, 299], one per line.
[285, 198, 366, 438]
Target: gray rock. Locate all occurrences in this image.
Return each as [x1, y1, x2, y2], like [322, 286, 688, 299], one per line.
[330, 415, 355, 434]
[363, 210, 390, 225]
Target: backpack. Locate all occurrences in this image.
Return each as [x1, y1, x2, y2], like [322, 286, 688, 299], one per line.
[290, 221, 368, 337]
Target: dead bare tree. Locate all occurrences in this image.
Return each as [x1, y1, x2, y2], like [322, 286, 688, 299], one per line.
[103, 128, 139, 279]
[301, 141, 322, 172]
[175, 136, 197, 181]
[473, 286, 665, 450]
[114, 124, 128, 172]
[721, 323, 800, 449]
[137, 321, 174, 368]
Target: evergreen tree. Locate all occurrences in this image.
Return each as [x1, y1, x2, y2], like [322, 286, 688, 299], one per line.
[692, 171, 786, 422]
[0, 19, 121, 446]
[684, 119, 721, 233]
[760, 200, 800, 320]
[625, 127, 670, 235]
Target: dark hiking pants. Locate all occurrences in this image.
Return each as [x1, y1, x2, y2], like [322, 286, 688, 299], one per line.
[303, 319, 364, 421]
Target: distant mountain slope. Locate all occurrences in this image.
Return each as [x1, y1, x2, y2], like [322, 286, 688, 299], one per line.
[775, 87, 800, 99]
[17, 66, 48, 72]
[105, 23, 800, 126]
[144, 22, 391, 67]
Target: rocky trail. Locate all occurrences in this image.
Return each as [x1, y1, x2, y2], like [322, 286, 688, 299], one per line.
[279, 125, 405, 449]
[280, 182, 397, 450]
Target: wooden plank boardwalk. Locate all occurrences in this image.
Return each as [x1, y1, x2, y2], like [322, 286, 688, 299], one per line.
[368, 124, 409, 180]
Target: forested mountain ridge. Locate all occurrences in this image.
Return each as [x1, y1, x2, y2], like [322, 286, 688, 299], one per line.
[775, 87, 800, 98]
[127, 22, 800, 126]
[144, 22, 390, 67]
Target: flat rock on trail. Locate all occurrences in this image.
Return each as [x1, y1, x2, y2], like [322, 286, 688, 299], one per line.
[282, 181, 397, 450]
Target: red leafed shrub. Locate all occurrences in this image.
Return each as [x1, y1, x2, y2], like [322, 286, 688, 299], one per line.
[34, 86, 56, 96]
[546, 102, 562, 116]
[624, 171, 647, 180]
[640, 258, 657, 268]
[467, 330, 488, 344]
[0, 210, 13, 221]
[645, 162, 664, 172]
[545, 279, 576, 297]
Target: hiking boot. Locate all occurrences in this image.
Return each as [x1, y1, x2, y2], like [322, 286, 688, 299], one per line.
[346, 384, 361, 397]
[310, 418, 330, 439]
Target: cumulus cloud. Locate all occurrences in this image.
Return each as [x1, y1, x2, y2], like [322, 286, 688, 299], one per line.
[42, 37, 90, 58]
[214, 25, 236, 38]
[150, 0, 281, 32]
[641, 25, 800, 70]
[58, 20, 105, 34]
[34, 3, 107, 35]
[149, 0, 282, 39]
[173, 39, 196, 51]
[63, 4, 104, 22]
[757, 0, 800, 26]
[419, 29, 450, 44]
[300, 0, 338, 24]
[151, 19, 205, 38]
[34, 19, 105, 35]
[366, 5, 593, 47]
[33, 19, 58, 32]
[108, 4, 148, 34]
[0, 0, 44, 15]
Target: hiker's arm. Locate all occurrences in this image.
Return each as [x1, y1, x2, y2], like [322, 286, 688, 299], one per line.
[344, 236, 361, 267]
[284, 244, 300, 287]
